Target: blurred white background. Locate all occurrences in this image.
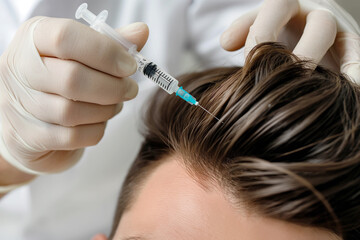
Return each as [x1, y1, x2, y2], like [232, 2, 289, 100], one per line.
[336, 0, 360, 24]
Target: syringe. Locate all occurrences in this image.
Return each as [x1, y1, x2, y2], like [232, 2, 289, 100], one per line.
[75, 3, 220, 122]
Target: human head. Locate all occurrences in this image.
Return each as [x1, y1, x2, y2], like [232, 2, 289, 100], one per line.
[109, 43, 360, 239]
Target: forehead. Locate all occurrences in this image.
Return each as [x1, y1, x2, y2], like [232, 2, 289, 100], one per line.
[114, 156, 336, 240]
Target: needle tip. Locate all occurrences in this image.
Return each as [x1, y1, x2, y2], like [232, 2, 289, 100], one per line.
[197, 104, 224, 124]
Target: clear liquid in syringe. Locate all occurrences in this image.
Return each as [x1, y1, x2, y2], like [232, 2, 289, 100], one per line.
[133, 54, 178, 94]
[75, 3, 222, 122]
[143, 63, 175, 92]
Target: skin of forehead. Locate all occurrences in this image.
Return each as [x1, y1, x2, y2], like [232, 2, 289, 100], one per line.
[114, 155, 339, 240]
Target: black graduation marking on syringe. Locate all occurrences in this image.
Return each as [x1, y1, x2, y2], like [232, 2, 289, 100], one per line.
[143, 62, 173, 91]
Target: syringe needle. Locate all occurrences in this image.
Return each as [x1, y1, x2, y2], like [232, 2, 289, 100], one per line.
[77, 4, 215, 117]
[197, 104, 223, 123]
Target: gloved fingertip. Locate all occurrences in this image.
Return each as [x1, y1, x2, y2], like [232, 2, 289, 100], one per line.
[220, 30, 244, 52]
[116, 22, 149, 51]
[115, 103, 124, 114]
[220, 30, 232, 49]
[343, 64, 360, 85]
[118, 22, 149, 34]
[91, 234, 108, 240]
[124, 80, 139, 100]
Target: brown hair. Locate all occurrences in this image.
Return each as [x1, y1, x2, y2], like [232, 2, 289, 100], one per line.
[110, 43, 360, 239]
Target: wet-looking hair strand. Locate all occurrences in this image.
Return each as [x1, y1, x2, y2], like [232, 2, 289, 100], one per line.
[111, 43, 360, 239]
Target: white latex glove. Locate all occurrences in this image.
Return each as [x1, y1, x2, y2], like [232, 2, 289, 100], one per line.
[220, 0, 360, 84]
[0, 17, 149, 175]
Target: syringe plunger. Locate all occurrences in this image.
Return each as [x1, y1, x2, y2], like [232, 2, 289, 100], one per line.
[75, 3, 96, 23]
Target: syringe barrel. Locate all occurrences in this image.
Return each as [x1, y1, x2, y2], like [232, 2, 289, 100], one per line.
[137, 56, 179, 94]
[76, 3, 199, 106]
[76, 3, 138, 53]
[81, 11, 178, 94]
[97, 22, 138, 52]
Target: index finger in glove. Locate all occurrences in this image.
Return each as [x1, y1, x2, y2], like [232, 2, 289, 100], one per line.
[334, 32, 360, 84]
[220, 9, 258, 51]
[244, 0, 300, 57]
[292, 10, 337, 64]
[34, 18, 147, 77]
[221, 0, 300, 56]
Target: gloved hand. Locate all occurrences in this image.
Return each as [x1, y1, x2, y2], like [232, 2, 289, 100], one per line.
[220, 0, 360, 84]
[0, 17, 149, 175]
